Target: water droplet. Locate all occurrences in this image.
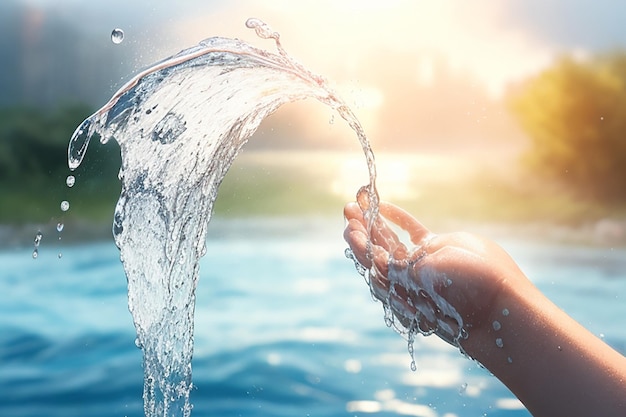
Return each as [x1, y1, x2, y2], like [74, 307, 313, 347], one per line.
[495, 338, 504, 348]
[34, 231, 43, 246]
[502, 308, 509, 316]
[492, 320, 501, 331]
[56, 223, 64, 232]
[245, 18, 279, 41]
[32, 249, 39, 259]
[410, 360, 417, 371]
[60, 201, 70, 212]
[135, 338, 142, 349]
[66, 175, 76, 187]
[58, 253, 63, 259]
[111, 28, 124, 44]
[507, 356, 513, 363]
[329, 114, 335, 124]
[459, 383, 468, 395]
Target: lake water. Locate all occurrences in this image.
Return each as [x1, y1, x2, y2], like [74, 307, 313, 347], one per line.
[1, 217, 625, 417]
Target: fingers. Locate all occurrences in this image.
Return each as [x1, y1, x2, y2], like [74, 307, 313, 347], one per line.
[379, 201, 431, 245]
[344, 202, 404, 253]
[343, 220, 371, 268]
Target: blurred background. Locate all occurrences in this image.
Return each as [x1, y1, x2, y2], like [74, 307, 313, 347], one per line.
[1, 1, 626, 417]
[2, 0, 626, 240]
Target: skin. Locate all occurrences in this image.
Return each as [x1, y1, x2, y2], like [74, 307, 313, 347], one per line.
[344, 201, 626, 417]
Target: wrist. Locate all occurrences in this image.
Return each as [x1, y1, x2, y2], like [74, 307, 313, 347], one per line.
[457, 268, 535, 365]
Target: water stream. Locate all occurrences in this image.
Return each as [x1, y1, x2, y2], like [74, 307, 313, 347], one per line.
[65, 17, 470, 416]
[67, 19, 379, 416]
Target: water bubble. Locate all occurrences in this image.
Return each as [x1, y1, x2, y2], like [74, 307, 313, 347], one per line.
[410, 360, 417, 371]
[60, 201, 70, 212]
[502, 308, 509, 316]
[492, 320, 501, 331]
[152, 112, 187, 144]
[56, 222, 64, 232]
[111, 28, 125, 44]
[32, 249, 39, 259]
[495, 338, 504, 348]
[66, 175, 76, 187]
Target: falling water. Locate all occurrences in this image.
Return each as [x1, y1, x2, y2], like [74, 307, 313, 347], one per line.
[67, 18, 378, 416]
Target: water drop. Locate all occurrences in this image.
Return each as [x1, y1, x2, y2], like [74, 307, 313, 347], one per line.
[66, 175, 76, 187]
[502, 308, 509, 316]
[56, 222, 64, 232]
[329, 114, 335, 124]
[60, 201, 70, 212]
[32, 249, 39, 259]
[495, 338, 504, 348]
[459, 383, 468, 395]
[111, 28, 125, 44]
[58, 253, 63, 259]
[507, 356, 513, 363]
[245, 18, 279, 41]
[34, 231, 43, 246]
[492, 320, 501, 331]
[410, 360, 417, 371]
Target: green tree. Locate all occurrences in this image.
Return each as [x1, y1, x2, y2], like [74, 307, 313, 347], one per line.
[0, 103, 121, 222]
[508, 52, 626, 202]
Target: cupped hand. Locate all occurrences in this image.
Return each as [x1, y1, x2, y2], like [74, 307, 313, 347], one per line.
[344, 200, 525, 345]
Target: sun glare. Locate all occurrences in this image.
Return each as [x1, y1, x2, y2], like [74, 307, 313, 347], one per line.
[331, 154, 415, 202]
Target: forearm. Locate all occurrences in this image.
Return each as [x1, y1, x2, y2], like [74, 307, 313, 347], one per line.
[460, 276, 626, 417]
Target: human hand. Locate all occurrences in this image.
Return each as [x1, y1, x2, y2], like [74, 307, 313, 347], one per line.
[343, 198, 525, 348]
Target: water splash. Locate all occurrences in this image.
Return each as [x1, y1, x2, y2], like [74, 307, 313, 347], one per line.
[68, 18, 378, 416]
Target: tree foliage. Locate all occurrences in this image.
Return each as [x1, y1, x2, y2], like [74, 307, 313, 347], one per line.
[0, 103, 120, 186]
[508, 52, 626, 202]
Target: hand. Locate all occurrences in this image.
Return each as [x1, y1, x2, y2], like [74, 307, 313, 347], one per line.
[343, 200, 526, 347]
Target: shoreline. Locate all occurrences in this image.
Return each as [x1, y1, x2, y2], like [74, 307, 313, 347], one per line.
[3, 214, 626, 251]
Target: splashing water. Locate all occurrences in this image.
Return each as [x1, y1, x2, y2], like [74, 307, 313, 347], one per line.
[345, 188, 466, 370]
[67, 17, 472, 415]
[68, 18, 378, 416]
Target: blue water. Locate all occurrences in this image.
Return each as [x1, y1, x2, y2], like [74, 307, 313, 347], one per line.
[2, 218, 625, 417]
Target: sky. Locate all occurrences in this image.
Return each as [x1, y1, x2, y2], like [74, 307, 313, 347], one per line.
[4, 0, 626, 152]
[14, 0, 626, 92]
